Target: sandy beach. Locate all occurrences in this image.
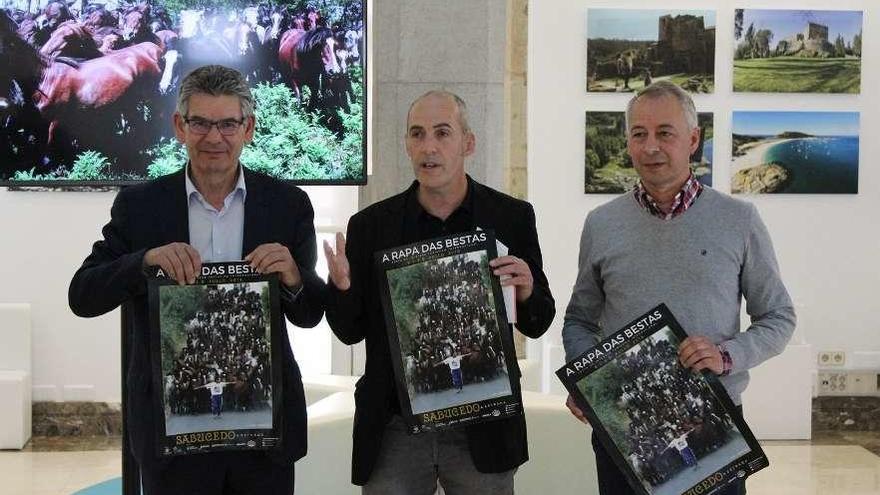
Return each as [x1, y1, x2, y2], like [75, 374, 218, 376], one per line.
[731, 138, 795, 174]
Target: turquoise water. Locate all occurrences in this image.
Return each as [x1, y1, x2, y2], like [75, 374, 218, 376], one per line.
[763, 137, 859, 193]
[72, 477, 120, 495]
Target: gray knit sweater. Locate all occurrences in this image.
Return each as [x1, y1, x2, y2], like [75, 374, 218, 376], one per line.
[562, 187, 796, 404]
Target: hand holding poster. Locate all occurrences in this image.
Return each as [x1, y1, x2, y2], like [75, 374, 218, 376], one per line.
[377, 230, 521, 433]
[148, 261, 284, 456]
[556, 304, 768, 495]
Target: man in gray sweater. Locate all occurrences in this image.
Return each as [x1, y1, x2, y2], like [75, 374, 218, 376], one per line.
[562, 81, 796, 495]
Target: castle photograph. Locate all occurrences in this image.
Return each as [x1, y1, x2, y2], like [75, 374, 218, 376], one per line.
[733, 9, 863, 93]
[586, 9, 715, 93]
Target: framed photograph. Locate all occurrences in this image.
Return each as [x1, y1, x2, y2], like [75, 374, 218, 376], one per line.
[148, 262, 283, 456]
[733, 9, 862, 94]
[585, 111, 713, 194]
[587, 9, 715, 93]
[377, 230, 521, 434]
[731, 111, 859, 194]
[556, 304, 768, 495]
[0, 0, 367, 187]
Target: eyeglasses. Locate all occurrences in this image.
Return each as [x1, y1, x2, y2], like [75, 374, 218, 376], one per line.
[183, 116, 246, 136]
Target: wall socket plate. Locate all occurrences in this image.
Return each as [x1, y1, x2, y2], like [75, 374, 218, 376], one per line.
[817, 371, 880, 396]
[818, 350, 846, 367]
[818, 371, 848, 394]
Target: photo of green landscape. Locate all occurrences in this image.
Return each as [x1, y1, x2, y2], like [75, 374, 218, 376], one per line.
[733, 9, 862, 93]
[584, 112, 713, 194]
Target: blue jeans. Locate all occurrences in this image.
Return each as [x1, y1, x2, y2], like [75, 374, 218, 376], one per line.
[363, 415, 515, 495]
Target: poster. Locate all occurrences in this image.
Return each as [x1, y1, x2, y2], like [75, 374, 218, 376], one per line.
[148, 261, 283, 456]
[557, 304, 768, 495]
[377, 230, 521, 433]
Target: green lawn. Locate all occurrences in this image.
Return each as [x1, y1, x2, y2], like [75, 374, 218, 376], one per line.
[734, 57, 861, 93]
[588, 73, 713, 93]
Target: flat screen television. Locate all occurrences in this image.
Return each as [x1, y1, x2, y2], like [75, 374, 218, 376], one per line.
[0, 0, 366, 187]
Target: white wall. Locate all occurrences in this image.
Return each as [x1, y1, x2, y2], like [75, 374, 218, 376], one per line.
[529, 0, 879, 391]
[0, 186, 357, 402]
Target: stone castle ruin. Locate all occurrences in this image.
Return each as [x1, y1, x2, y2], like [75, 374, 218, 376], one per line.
[776, 22, 834, 57]
[650, 14, 715, 76]
[591, 15, 714, 83]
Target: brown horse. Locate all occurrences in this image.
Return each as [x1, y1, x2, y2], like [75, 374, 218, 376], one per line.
[277, 26, 343, 104]
[34, 42, 164, 173]
[82, 6, 122, 52]
[38, 20, 102, 60]
[31, 1, 74, 47]
[120, 8, 160, 47]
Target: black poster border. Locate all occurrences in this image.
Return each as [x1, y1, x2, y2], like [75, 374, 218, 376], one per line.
[556, 304, 769, 495]
[376, 230, 522, 434]
[147, 261, 284, 457]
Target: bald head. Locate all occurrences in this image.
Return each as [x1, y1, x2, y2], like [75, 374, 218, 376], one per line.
[407, 90, 471, 134]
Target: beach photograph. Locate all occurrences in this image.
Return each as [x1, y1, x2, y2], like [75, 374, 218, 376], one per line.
[585, 111, 713, 194]
[733, 9, 862, 93]
[586, 9, 715, 93]
[731, 111, 859, 194]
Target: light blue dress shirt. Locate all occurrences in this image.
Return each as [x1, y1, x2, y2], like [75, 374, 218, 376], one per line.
[185, 165, 246, 262]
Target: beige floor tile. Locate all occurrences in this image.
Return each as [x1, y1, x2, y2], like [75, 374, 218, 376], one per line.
[749, 444, 880, 495]
[1, 443, 879, 494]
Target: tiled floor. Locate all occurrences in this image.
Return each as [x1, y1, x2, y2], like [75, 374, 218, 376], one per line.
[0, 449, 119, 495]
[3, 434, 880, 494]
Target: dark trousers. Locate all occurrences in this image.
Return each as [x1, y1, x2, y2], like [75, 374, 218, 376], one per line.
[141, 450, 294, 495]
[592, 406, 746, 495]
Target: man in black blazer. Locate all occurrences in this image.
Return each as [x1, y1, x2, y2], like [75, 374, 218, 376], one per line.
[69, 65, 323, 495]
[323, 90, 555, 493]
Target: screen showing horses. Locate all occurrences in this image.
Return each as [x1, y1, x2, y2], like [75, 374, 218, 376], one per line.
[0, 0, 366, 185]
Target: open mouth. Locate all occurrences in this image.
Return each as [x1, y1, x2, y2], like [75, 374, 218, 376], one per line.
[422, 162, 440, 169]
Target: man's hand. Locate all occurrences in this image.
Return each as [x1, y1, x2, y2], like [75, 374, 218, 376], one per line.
[245, 243, 301, 289]
[566, 394, 590, 426]
[678, 336, 723, 375]
[323, 232, 351, 291]
[489, 256, 533, 302]
[143, 242, 202, 285]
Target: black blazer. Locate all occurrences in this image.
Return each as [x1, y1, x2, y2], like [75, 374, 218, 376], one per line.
[325, 177, 556, 485]
[68, 168, 324, 470]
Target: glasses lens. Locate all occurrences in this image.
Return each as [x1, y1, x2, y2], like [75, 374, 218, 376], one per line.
[186, 118, 242, 135]
[217, 120, 241, 135]
[187, 119, 210, 134]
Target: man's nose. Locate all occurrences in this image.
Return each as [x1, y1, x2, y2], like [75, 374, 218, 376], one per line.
[643, 134, 660, 153]
[203, 124, 224, 141]
[421, 135, 439, 153]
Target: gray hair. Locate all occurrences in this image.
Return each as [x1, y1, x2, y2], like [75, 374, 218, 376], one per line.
[176, 65, 255, 119]
[407, 90, 471, 133]
[625, 81, 697, 131]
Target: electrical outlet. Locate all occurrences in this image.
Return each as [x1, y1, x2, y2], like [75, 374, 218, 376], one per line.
[818, 351, 846, 367]
[818, 371, 848, 395]
[817, 371, 880, 396]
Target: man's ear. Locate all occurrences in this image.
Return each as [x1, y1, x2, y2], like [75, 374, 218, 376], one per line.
[463, 131, 476, 157]
[243, 115, 256, 143]
[689, 126, 701, 155]
[173, 112, 186, 143]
